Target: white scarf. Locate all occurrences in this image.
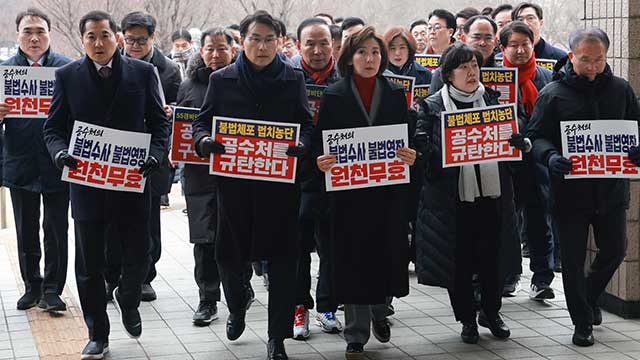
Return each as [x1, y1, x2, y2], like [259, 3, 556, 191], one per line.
[441, 83, 501, 202]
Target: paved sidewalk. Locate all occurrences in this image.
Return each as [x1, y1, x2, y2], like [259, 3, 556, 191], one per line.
[1, 188, 640, 359]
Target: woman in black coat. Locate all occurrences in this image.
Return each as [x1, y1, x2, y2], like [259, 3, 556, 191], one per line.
[414, 43, 526, 344]
[313, 26, 416, 360]
[383, 26, 432, 85]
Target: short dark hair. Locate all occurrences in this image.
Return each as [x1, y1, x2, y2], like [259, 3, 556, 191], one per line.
[121, 11, 156, 36]
[171, 28, 191, 42]
[239, 10, 280, 37]
[277, 19, 287, 37]
[481, 7, 493, 16]
[439, 43, 483, 85]
[512, 2, 544, 21]
[341, 17, 365, 32]
[200, 27, 235, 47]
[456, 7, 480, 21]
[329, 24, 342, 40]
[410, 19, 428, 32]
[428, 9, 456, 30]
[334, 17, 344, 24]
[314, 13, 335, 24]
[568, 27, 610, 51]
[227, 24, 240, 31]
[383, 26, 417, 61]
[499, 21, 534, 46]
[297, 17, 330, 41]
[15, 8, 51, 31]
[338, 25, 388, 77]
[491, 4, 513, 19]
[463, 15, 497, 35]
[79, 10, 117, 36]
[285, 32, 297, 42]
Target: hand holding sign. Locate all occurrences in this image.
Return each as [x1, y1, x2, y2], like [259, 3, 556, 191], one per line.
[200, 137, 226, 156]
[317, 154, 336, 172]
[0, 102, 10, 120]
[629, 146, 640, 166]
[55, 150, 78, 170]
[139, 156, 159, 178]
[548, 153, 573, 177]
[397, 147, 416, 166]
[286, 143, 306, 158]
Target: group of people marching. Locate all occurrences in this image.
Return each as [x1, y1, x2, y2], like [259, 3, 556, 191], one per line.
[0, 2, 638, 360]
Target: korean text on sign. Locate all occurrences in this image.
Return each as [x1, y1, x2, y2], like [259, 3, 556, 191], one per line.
[171, 106, 207, 164]
[306, 84, 327, 125]
[322, 124, 410, 191]
[481, 67, 518, 105]
[210, 117, 300, 184]
[413, 85, 430, 110]
[0, 66, 56, 119]
[560, 120, 640, 179]
[441, 103, 521, 168]
[536, 58, 557, 71]
[414, 54, 441, 72]
[384, 74, 415, 109]
[62, 121, 151, 193]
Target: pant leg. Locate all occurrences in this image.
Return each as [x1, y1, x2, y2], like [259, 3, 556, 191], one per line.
[193, 243, 221, 303]
[344, 304, 372, 345]
[41, 191, 69, 295]
[296, 191, 317, 309]
[74, 221, 109, 341]
[448, 201, 478, 323]
[587, 209, 627, 307]
[218, 258, 249, 314]
[315, 219, 338, 313]
[145, 195, 162, 284]
[104, 221, 122, 286]
[268, 257, 298, 340]
[476, 199, 502, 318]
[295, 251, 314, 309]
[525, 202, 555, 286]
[9, 188, 42, 295]
[556, 211, 591, 327]
[116, 221, 150, 310]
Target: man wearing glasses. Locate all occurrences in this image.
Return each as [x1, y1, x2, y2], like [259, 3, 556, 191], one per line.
[104, 11, 179, 303]
[512, 2, 567, 61]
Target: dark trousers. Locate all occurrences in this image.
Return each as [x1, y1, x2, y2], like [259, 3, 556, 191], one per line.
[75, 220, 149, 341]
[105, 195, 160, 285]
[10, 188, 69, 295]
[194, 243, 221, 303]
[519, 203, 555, 285]
[220, 257, 297, 339]
[448, 197, 502, 322]
[557, 209, 626, 327]
[295, 192, 337, 313]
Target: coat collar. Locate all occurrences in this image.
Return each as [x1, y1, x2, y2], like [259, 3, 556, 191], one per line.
[219, 61, 299, 81]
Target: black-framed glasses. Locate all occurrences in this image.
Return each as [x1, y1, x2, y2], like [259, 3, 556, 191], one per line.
[125, 37, 149, 45]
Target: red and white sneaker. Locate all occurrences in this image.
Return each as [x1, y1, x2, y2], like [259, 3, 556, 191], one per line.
[293, 305, 310, 340]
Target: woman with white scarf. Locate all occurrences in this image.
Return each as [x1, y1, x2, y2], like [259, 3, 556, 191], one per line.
[413, 43, 528, 344]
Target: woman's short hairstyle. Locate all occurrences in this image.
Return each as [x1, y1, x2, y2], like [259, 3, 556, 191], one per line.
[383, 26, 417, 61]
[439, 42, 483, 85]
[337, 25, 388, 77]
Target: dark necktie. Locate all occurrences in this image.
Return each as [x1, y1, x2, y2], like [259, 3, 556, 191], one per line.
[99, 66, 112, 79]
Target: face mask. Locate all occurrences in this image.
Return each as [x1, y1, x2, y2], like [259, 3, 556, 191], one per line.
[172, 47, 195, 61]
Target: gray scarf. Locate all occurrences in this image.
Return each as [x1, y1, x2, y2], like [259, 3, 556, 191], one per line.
[441, 83, 501, 202]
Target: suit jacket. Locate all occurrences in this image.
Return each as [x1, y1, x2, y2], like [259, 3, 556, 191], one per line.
[43, 50, 170, 222]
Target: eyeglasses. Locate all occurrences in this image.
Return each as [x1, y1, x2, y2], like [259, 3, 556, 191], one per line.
[124, 37, 149, 45]
[427, 25, 445, 33]
[247, 36, 277, 45]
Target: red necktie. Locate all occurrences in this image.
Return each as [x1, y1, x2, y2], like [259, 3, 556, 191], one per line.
[31, 63, 41, 67]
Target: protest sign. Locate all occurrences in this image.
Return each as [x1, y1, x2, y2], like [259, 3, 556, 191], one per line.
[210, 117, 300, 183]
[306, 84, 327, 125]
[560, 120, 640, 179]
[441, 103, 521, 168]
[62, 121, 151, 193]
[384, 74, 415, 109]
[536, 58, 557, 71]
[322, 124, 409, 191]
[414, 54, 441, 72]
[481, 67, 518, 105]
[171, 106, 207, 164]
[0, 65, 56, 118]
[413, 84, 430, 110]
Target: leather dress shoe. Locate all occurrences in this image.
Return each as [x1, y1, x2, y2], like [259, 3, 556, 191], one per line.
[226, 310, 246, 341]
[592, 306, 602, 326]
[478, 311, 510, 339]
[266, 338, 288, 359]
[113, 287, 142, 338]
[38, 293, 67, 312]
[81, 340, 109, 359]
[371, 319, 390, 343]
[17, 292, 41, 310]
[572, 325, 594, 346]
[140, 284, 157, 302]
[461, 321, 479, 344]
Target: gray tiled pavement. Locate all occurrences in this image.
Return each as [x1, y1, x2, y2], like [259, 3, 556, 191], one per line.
[2, 188, 640, 359]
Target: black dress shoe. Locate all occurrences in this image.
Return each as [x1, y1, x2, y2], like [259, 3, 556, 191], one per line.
[17, 292, 41, 310]
[478, 312, 510, 339]
[461, 321, 479, 344]
[592, 306, 602, 326]
[140, 284, 157, 302]
[81, 340, 109, 359]
[345, 342, 365, 360]
[38, 293, 67, 312]
[572, 325, 594, 346]
[372, 318, 390, 343]
[266, 338, 288, 360]
[113, 287, 142, 338]
[226, 310, 246, 341]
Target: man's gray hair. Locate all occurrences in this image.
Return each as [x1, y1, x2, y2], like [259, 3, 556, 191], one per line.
[568, 27, 610, 52]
